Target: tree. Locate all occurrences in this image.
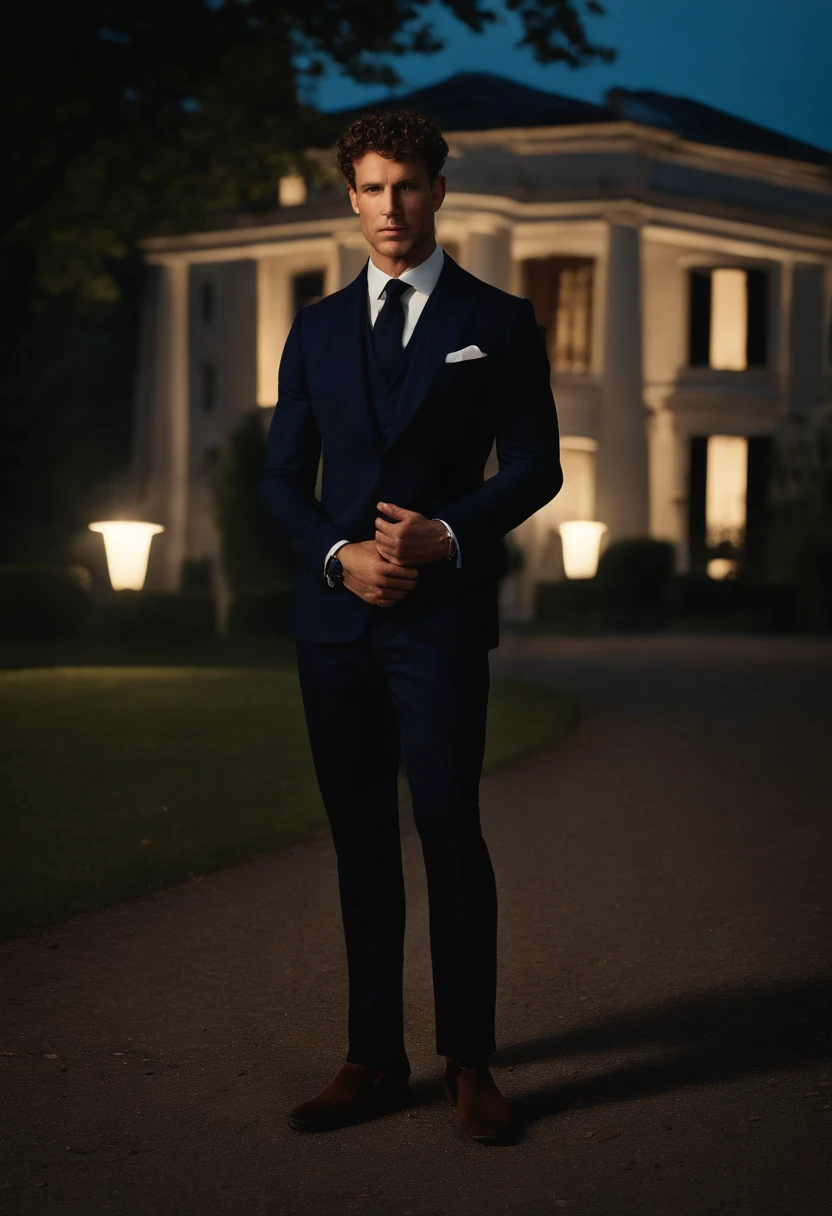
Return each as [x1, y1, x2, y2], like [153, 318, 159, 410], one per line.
[766, 413, 832, 629]
[0, 1, 616, 567]
[5, 0, 616, 305]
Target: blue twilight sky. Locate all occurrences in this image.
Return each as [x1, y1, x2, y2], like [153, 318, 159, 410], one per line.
[308, 0, 832, 154]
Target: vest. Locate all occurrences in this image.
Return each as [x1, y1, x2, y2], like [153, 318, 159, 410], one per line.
[363, 296, 419, 441]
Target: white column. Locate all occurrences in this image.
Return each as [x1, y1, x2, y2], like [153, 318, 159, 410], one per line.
[466, 226, 511, 290]
[468, 223, 526, 615]
[595, 220, 650, 541]
[153, 259, 190, 591]
[336, 241, 369, 289]
[648, 407, 686, 565]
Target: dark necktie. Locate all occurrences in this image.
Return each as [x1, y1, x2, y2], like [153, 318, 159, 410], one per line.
[372, 278, 409, 382]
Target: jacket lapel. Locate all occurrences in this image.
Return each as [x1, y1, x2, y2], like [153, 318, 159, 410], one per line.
[331, 252, 481, 455]
[329, 260, 384, 448]
[382, 253, 480, 454]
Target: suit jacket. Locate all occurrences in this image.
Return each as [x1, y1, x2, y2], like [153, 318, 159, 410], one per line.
[259, 250, 563, 649]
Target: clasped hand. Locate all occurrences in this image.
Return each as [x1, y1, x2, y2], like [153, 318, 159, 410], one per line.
[337, 501, 450, 609]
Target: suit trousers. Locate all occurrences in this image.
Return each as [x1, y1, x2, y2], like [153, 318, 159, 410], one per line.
[293, 606, 498, 1068]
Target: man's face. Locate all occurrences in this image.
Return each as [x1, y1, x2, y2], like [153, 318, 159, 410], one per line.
[348, 151, 446, 263]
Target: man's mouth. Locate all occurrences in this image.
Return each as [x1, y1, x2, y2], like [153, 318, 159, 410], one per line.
[379, 227, 406, 234]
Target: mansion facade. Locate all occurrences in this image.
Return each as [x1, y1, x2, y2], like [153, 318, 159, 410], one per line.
[129, 72, 832, 620]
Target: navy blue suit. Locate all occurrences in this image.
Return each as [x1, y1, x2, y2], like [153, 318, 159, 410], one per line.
[260, 250, 562, 1068]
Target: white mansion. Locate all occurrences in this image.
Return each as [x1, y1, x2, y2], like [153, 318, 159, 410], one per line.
[129, 71, 832, 620]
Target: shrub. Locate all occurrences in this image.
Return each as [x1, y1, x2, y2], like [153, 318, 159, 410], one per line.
[92, 589, 216, 643]
[534, 579, 601, 631]
[594, 537, 675, 629]
[0, 564, 93, 639]
[766, 413, 832, 630]
[206, 411, 297, 594]
[669, 575, 798, 632]
[227, 583, 293, 636]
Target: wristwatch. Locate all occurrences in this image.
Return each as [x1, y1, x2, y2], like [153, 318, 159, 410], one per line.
[325, 552, 345, 589]
[437, 520, 458, 561]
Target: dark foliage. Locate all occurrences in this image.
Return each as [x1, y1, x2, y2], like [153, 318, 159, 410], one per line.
[206, 410, 298, 593]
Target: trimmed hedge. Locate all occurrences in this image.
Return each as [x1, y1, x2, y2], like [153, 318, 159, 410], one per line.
[0, 564, 93, 640]
[92, 589, 216, 643]
[670, 576, 798, 632]
[227, 583, 293, 636]
[594, 538, 676, 628]
[534, 579, 601, 631]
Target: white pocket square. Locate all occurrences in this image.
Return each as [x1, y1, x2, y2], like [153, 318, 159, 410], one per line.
[445, 344, 487, 363]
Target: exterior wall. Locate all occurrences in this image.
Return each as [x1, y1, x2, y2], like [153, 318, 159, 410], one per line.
[132, 123, 832, 620]
[644, 239, 789, 576]
[187, 259, 258, 575]
[256, 243, 340, 409]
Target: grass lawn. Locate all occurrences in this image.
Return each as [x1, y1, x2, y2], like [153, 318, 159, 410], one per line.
[0, 664, 578, 942]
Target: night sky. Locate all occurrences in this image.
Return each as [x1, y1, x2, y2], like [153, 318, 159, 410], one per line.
[311, 0, 831, 153]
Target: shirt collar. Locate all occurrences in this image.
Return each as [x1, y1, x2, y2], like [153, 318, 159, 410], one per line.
[366, 240, 445, 301]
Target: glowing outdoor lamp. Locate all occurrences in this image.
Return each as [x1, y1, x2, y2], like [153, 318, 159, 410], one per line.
[558, 520, 607, 579]
[88, 521, 165, 590]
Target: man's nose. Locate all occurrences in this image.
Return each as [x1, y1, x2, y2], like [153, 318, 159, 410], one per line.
[381, 189, 401, 215]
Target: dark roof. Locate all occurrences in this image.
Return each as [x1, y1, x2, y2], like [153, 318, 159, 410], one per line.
[321, 70, 832, 168]
[605, 86, 832, 168]
[322, 70, 615, 135]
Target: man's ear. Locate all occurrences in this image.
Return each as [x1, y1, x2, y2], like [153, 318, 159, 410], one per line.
[347, 185, 359, 216]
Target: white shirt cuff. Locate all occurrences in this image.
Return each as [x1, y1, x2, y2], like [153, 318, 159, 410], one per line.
[434, 519, 462, 568]
[324, 538, 350, 584]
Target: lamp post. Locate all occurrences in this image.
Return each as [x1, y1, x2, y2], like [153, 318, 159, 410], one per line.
[558, 521, 607, 579]
[88, 521, 165, 591]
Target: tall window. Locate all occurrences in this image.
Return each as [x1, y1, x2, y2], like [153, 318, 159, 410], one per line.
[293, 270, 325, 313]
[522, 257, 593, 373]
[688, 267, 768, 369]
[199, 360, 217, 414]
[688, 434, 772, 577]
[199, 280, 215, 325]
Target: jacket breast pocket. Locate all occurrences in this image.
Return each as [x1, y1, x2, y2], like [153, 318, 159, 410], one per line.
[435, 354, 492, 399]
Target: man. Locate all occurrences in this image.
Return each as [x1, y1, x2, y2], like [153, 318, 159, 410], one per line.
[260, 109, 562, 1143]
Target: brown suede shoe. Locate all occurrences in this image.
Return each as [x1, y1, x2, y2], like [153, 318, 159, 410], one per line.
[443, 1057, 513, 1143]
[288, 1061, 411, 1131]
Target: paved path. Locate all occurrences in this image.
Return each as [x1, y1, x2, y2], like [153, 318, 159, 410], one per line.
[2, 635, 831, 1216]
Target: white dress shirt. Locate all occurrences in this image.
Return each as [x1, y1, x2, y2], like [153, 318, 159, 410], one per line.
[324, 240, 462, 584]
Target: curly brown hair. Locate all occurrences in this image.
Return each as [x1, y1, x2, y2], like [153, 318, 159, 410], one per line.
[335, 109, 449, 190]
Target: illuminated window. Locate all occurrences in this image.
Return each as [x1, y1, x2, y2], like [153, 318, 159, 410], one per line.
[688, 267, 768, 368]
[688, 434, 772, 576]
[705, 435, 748, 548]
[522, 257, 594, 373]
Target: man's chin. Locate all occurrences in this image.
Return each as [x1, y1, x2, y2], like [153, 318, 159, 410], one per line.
[376, 234, 410, 253]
